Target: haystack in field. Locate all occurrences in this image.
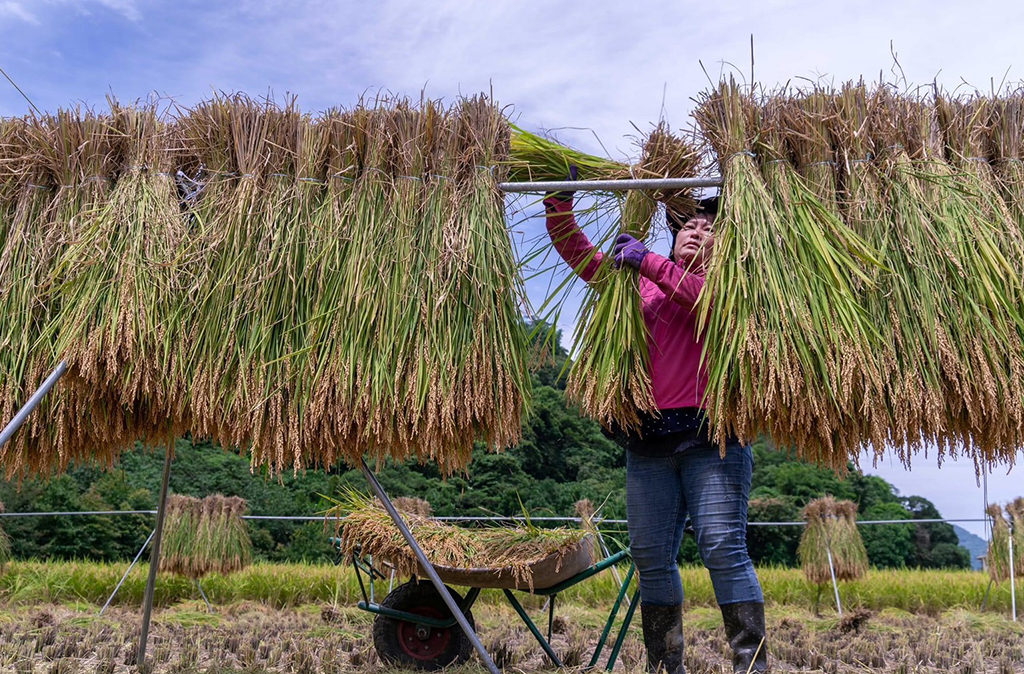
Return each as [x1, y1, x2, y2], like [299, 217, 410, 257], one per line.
[1006, 498, 1024, 577]
[159, 494, 251, 579]
[985, 504, 1012, 583]
[798, 497, 868, 585]
[0, 501, 10, 572]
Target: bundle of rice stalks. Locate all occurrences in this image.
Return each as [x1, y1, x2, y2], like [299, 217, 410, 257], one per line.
[329, 491, 589, 589]
[985, 504, 1011, 583]
[0, 501, 9, 572]
[46, 102, 187, 456]
[798, 496, 868, 584]
[1007, 497, 1024, 577]
[1, 94, 535, 477]
[506, 126, 629, 182]
[694, 79, 877, 468]
[831, 83, 896, 456]
[934, 94, 1024, 460]
[160, 494, 251, 579]
[393, 496, 433, 518]
[564, 125, 700, 432]
[0, 109, 128, 474]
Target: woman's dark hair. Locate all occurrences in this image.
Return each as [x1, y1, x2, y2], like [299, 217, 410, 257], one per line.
[667, 196, 719, 261]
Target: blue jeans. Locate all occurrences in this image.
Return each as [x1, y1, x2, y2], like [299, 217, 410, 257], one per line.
[626, 441, 763, 606]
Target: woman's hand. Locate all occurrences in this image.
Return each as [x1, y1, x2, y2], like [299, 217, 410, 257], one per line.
[613, 234, 650, 269]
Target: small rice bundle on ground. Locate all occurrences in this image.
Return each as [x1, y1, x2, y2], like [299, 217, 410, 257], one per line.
[330, 491, 589, 589]
[0, 501, 9, 572]
[798, 496, 868, 585]
[1007, 497, 1024, 576]
[694, 80, 877, 468]
[160, 494, 251, 579]
[985, 504, 1012, 582]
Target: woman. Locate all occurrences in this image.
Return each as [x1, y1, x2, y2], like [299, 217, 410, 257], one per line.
[543, 188, 767, 674]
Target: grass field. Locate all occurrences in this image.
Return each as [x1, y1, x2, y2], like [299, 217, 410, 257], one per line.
[0, 561, 1020, 673]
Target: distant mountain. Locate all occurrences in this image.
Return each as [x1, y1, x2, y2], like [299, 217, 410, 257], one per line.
[952, 525, 987, 571]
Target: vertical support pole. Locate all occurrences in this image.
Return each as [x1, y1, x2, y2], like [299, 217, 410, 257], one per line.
[0, 361, 68, 450]
[825, 542, 842, 618]
[360, 459, 500, 674]
[137, 443, 173, 667]
[100, 528, 156, 615]
[1010, 524, 1017, 622]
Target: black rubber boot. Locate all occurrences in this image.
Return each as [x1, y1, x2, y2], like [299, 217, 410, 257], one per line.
[720, 601, 768, 673]
[640, 603, 685, 674]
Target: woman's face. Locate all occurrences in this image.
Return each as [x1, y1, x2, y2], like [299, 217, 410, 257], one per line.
[673, 213, 715, 272]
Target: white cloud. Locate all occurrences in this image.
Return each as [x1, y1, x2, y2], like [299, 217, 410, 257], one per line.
[0, 1, 39, 24]
[42, 0, 141, 22]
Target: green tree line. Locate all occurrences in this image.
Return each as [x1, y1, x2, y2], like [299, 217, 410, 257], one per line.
[0, 322, 970, 570]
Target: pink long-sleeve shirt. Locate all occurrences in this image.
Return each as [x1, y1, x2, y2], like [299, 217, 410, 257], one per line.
[546, 198, 708, 410]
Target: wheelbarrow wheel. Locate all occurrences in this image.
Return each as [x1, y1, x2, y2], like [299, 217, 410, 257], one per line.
[372, 580, 476, 670]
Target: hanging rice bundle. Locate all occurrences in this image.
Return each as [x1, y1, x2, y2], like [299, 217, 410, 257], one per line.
[563, 125, 700, 432]
[831, 83, 896, 456]
[933, 95, 1024, 461]
[0, 110, 127, 474]
[330, 491, 589, 589]
[46, 103, 186, 460]
[985, 503, 1012, 582]
[694, 80, 878, 468]
[1007, 497, 1024, 576]
[160, 494, 251, 579]
[798, 496, 868, 584]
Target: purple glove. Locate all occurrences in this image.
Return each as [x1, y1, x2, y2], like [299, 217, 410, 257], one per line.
[613, 234, 650, 269]
[543, 165, 579, 211]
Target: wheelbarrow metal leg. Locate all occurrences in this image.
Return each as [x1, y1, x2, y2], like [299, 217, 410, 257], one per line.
[588, 562, 636, 669]
[605, 588, 641, 671]
[360, 459, 500, 674]
[503, 588, 564, 668]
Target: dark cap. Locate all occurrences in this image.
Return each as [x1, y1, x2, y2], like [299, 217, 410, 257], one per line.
[667, 196, 719, 233]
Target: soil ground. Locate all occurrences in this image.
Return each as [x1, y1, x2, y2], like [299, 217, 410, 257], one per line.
[0, 597, 1021, 673]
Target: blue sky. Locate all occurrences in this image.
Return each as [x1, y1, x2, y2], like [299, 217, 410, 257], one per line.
[2, 0, 1022, 537]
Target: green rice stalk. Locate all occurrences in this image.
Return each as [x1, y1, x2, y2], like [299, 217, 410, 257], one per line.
[753, 93, 879, 468]
[798, 496, 868, 584]
[506, 126, 628, 182]
[565, 190, 658, 431]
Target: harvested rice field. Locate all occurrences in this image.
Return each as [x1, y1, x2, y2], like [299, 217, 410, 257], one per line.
[0, 588, 1020, 672]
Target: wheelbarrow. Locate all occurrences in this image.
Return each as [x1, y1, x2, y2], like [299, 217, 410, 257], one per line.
[345, 536, 639, 671]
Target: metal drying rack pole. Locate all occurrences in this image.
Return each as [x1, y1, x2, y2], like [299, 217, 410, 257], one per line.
[0, 360, 172, 668]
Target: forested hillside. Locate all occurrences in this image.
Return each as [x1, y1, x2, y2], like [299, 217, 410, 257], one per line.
[0, 324, 971, 570]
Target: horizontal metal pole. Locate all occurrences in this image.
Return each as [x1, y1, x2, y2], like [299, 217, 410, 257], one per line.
[497, 176, 723, 193]
[0, 360, 68, 451]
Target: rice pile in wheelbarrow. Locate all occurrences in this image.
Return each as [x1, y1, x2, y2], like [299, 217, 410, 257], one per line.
[330, 492, 592, 591]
